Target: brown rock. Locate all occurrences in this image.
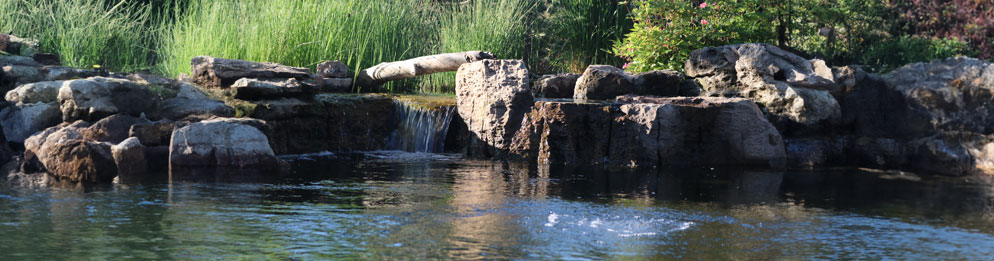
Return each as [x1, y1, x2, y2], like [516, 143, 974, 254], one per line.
[532, 73, 579, 98]
[231, 78, 316, 100]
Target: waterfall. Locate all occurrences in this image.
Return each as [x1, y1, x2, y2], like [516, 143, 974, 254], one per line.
[389, 100, 457, 153]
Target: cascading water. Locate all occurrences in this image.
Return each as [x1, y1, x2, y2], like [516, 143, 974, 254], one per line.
[389, 99, 457, 153]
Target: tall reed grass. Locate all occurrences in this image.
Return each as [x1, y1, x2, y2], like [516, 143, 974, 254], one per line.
[157, 0, 437, 92]
[0, 0, 157, 72]
[0, 0, 631, 93]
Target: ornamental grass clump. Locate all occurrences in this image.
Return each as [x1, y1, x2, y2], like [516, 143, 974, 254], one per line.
[0, 0, 157, 72]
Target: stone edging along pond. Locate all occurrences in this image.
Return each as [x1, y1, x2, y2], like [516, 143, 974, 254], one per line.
[2, 37, 994, 186]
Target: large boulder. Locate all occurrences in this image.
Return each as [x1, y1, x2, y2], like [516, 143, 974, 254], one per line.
[610, 96, 785, 167]
[845, 57, 994, 137]
[0, 102, 61, 143]
[57, 77, 158, 122]
[191, 56, 312, 88]
[685, 43, 842, 129]
[169, 118, 281, 171]
[456, 59, 534, 155]
[573, 65, 635, 101]
[82, 114, 150, 144]
[24, 122, 118, 184]
[507, 96, 786, 168]
[532, 73, 580, 98]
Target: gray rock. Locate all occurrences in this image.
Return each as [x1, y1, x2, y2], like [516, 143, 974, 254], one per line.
[456, 59, 533, 155]
[316, 60, 350, 78]
[42, 66, 104, 81]
[573, 65, 635, 101]
[0, 102, 61, 143]
[5, 80, 63, 105]
[685, 43, 843, 127]
[57, 77, 158, 122]
[154, 97, 234, 120]
[319, 78, 352, 92]
[169, 118, 280, 170]
[191, 56, 312, 88]
[231, 78, 316, 100]
[532, 73, 579, 98]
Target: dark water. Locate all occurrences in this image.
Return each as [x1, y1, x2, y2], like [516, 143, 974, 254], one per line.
[2, 151, 994, 259]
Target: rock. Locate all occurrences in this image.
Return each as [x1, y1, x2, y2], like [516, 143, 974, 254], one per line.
[2, 65, 42, 87]
[249, 94, 397, 154]
[874, 57, 994, 135]
[111, 137, 147, 182]
[573, 65, 635, 101]
[316, 60, 350, 78]
[0, 127, 13, 166]
[83, 114, 149, 144]
[24, 122, 118, 184]
[32, 53, 60, 66]
[5, 80, 63, 105]
[684, 43, 842, 128]
[231, 78, 316, 100]
[42, 66, 104, 81]
[532, 73, 579, 98]
[319, 78, 352, 92]
[0, 55, 41, 67]
[0, 34, 8, 52]
[506, 96, 786, 168]
[456, 59, 533, 155]
[169, 118, 281, 171]
[509, 101, 614, 165]
[57, 77, 158, 122]
[785, 138, 834, 168]
[154, 97, 235, 120]
[0, 102, 61, 143]
[632, 70, 684, 97]
[129, 120, 177, 147]
[611, 96, 786, 167]
[191, 56, 312, 88]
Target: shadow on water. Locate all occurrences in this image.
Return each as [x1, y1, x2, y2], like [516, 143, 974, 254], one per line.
[2, 151, 994, 259]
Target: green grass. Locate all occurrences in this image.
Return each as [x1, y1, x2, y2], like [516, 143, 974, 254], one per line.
[157, 0, 437, 92]
[0, 0, 631, 93]
[0, 0, 157, 72]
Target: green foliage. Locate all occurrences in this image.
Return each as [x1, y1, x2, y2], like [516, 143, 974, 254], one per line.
[541, 0, 631, 72]
[614, 0, 976, 73]
[0, 0, 156, 72]
[862, 36, 972, 72]
[613, 0, 775, 72]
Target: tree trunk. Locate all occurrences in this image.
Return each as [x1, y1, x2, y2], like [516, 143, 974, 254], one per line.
[356, 51, 495, 89]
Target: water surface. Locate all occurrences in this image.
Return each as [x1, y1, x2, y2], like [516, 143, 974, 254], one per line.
[2, 151, 993, 259]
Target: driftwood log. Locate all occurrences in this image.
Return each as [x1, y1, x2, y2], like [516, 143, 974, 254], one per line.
[356, 51, 495, 88]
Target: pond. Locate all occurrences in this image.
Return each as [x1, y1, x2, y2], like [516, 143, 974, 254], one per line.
[2, 151, 993, 259]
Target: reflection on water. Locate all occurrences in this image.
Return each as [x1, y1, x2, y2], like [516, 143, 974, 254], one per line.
[2, 152, 994, 259]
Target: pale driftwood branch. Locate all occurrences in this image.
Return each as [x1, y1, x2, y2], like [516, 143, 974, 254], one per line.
[356, 51, 495, 88]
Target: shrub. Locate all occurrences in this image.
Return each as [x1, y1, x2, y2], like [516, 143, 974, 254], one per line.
[613, 0, 774, 73]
